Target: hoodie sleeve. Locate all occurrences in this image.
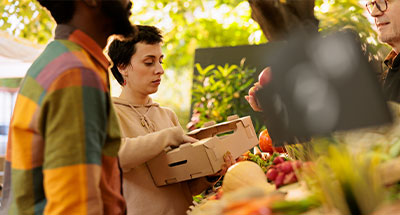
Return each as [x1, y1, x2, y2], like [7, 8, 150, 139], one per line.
[119, 126, 184, 172]
[186, 177, 216, 196]
[163, 107, 216, 195]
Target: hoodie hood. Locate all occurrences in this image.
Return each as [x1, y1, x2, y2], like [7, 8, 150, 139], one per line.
[113, 97, 160, 108]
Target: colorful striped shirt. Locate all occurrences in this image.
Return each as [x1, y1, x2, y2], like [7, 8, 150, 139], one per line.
[0, 24, 126, 215]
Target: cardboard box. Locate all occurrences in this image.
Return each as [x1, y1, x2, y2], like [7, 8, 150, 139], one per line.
[147, 115, 259, 186]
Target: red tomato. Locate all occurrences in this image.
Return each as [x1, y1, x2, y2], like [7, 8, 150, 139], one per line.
[259, 129, 273, 153]
[259, 129, 286, 153]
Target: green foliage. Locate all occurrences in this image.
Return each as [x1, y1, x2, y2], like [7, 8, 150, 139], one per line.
[247, 152, 281, 172]
[132, 1, 265, 72]
[0, 0, 54, 44]
[188, 60, 256, 129]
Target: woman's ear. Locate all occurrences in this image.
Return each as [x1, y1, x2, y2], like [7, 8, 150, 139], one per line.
[118, 65, 128, 77]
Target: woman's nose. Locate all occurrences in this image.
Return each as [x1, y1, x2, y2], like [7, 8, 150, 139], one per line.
[155, 63, 164, 75]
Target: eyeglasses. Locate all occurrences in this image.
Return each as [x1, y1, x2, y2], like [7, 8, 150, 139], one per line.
[366, 0, 388, 14]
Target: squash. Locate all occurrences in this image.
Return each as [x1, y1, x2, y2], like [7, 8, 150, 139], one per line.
[222, 161, 274, 194]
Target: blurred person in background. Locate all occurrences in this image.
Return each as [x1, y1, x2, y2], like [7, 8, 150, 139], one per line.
[246, 0, 400, 111]
[107, 25, 235, 215]
[0, 0, 135, 214]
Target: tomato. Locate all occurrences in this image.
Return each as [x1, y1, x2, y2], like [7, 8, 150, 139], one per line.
[259, 129, 273, 153]
[258, 129, 286, 153]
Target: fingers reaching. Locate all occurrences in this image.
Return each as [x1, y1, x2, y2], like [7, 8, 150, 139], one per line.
[246, 81, 263, 112]
[183, 134, 199, 143]
[246, 94, 263, 112]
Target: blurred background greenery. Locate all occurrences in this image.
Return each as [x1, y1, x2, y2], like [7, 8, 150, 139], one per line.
[0, 0, 390, 130]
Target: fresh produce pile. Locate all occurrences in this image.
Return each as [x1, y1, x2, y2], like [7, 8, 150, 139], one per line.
[188, 161, 319, 215]
[266, 158, 302, 188]
[188, 69, 400, 215]
[239, 151, 303, 188]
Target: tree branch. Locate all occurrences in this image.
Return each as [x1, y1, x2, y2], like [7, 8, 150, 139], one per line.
[248, 0, 319, 41]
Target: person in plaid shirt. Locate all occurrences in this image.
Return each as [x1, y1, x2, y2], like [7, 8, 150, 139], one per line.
[0, 0, 136, 214]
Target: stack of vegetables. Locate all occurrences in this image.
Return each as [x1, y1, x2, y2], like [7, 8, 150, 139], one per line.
[189, 102, 400, 214]
[239, 128, 305, 188]
[188, 161, 320, 215]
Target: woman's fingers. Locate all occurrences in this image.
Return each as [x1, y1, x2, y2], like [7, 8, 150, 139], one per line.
[246, 95, 263, 112]
[183, 134, 199, 143]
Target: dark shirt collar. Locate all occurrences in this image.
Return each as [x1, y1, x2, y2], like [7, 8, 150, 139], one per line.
[384, 50, 400, 70]
[54, 24, 110, 71]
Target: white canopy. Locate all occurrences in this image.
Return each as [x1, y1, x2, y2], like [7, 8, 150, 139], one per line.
[0, 31, 44, 78]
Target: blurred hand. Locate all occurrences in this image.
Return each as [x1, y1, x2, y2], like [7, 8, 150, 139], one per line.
[183, 134, 199, 143]
[258, 67, 271, 86]
[245, 67, 271, 112]
[208, 151, 236, 179]
[166, 134, 199, 148]
[245, 82, 262, 112]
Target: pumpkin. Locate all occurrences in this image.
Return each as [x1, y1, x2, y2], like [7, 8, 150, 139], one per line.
[222, 161, 274, 194]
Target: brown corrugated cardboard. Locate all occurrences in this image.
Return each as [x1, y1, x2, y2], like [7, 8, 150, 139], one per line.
[147, 115, 259, 186]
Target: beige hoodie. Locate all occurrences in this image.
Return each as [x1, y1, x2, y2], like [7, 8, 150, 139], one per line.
[113, 97, 213, 215]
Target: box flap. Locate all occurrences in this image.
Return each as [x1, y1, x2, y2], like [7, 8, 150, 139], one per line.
[188, 116, 253, 140]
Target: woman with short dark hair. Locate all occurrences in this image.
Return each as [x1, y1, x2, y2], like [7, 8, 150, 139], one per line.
[107, 25, 234, 215]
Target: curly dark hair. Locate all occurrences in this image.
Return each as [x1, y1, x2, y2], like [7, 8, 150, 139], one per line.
[107, 25, 163, 85]
[37, 0, 75, 24]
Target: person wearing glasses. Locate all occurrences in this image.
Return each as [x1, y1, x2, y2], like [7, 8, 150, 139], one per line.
[247, 0, 400, 112]
[366, 0, 400, 102]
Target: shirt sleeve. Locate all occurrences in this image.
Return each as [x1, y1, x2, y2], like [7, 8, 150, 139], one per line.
[119, 126, 184, 172]
[39, 68, 107, 215]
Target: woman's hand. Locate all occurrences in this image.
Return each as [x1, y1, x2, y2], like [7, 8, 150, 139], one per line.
[167, 134, 199, 148]
[206, 151, 236, 182]
[182, 134, 199, 143]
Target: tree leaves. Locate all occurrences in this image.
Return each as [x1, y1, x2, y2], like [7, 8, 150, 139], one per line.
[190, 61, 256, 129]
[0, 0, 54, 44]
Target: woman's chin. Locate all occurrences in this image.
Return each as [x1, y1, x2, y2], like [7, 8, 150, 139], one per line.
[148, 88, 159, 95]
